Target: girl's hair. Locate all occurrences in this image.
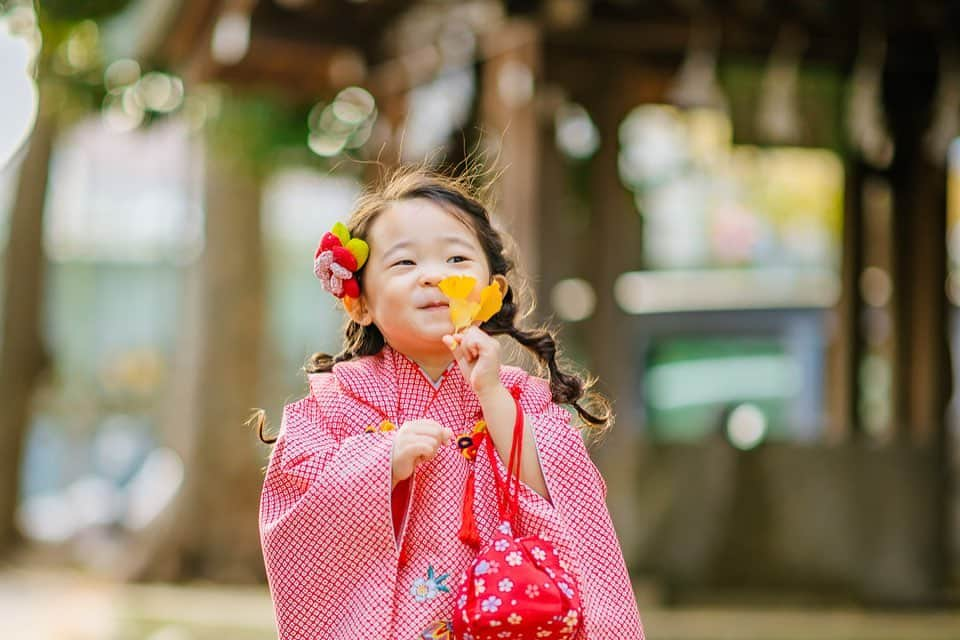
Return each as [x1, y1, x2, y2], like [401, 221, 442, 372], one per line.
[256, 165, 611, 444]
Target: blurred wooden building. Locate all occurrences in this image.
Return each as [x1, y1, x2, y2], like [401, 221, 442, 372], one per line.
[152, 0, 960, 604]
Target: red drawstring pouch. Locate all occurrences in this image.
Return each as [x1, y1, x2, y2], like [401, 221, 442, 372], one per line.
[452, 388, 582, 640]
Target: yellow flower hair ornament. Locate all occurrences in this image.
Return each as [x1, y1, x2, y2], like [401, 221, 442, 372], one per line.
[437, 275, 505, 334]
[313, 221, 369, 299]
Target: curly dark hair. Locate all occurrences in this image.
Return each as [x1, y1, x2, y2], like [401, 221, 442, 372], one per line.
[255, 165, 611, 444]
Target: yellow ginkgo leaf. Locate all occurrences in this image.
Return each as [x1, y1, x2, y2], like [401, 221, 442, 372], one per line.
[449, 298, 481, 331]
[438, 275, 477, 300]
[475, 281, 504, 323]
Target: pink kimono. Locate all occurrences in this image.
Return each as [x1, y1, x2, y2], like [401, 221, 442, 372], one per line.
[259, 344, 644, 640]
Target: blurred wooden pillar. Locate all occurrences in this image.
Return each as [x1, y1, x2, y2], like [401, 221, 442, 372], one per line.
[824, 160, 863, 443]
[875, 40, 951, 598]
[136, 102, 267, 583]
[0, 94, 55, 554]
[189, 121, 267, 581]
[894, 104, 952, 601]
[479, 19, 541, 277]
[852, 170, 899, 440]
[826, 160, 865, 441]
[899, 159, 950, 443]
[577, 60, 647, 565]
[884, 49, 951, 446]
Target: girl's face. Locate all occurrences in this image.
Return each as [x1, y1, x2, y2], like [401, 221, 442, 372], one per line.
[345, 197, 507, 359]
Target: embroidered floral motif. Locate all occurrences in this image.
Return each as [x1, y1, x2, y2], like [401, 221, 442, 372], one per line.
[508, 612, 523, 625]
[493, 539, 510, 552]
[505, 551, 523, 567]
[420, 619, 454, 639]
[481, 595, 503, 613]
[525, 584, 541, 599]
[474, 578, 486, 594]
[498, 578, 514, 592]
[531, 546, 547, 561]
[411, 565, 450, 602]
[558, 582, 575, 598]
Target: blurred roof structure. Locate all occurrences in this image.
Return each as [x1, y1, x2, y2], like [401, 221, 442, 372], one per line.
[155, 0, 960, 98]
[159, 0, 504, 99]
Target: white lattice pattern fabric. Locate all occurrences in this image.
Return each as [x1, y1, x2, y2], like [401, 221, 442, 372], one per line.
[259, 345, 644, 639]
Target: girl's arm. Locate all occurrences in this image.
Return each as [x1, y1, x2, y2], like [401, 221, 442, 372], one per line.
[443, 327, 551, 500]
[477, 382, 550, 501]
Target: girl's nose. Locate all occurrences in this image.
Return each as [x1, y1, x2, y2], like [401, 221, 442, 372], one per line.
[419, 268, 446, 287]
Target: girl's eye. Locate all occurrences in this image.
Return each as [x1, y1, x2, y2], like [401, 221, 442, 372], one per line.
[392, 259, 415, 267]
[448, 256, 469, 263]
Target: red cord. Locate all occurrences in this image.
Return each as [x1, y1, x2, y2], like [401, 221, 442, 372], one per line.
[485, 387, 525, 527]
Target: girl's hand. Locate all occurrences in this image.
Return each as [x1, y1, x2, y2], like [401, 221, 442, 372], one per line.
[442, 326, 503, 398]
[391, 419, 453, 487]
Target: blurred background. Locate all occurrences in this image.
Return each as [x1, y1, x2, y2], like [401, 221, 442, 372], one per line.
[1, 0, 960, 638]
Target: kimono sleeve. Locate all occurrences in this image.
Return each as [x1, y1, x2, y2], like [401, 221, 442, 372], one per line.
[258, 395, 399, 640]
[516, 376, 608, 519]
[505, 413, 567, 542]
[515, 374, 646, 640]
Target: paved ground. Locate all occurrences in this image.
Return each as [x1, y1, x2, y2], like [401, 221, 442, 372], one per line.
[2, 568, 959, 640]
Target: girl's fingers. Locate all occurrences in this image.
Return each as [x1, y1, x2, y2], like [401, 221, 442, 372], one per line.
[405, 420, 452, 443]
[460, 327, 493, 359]
[467, 326, 497, 353]
[446, 338, 474, 372]
[401, 431, 450, 453]
[403, 438, 440, 459]
[408, 443, 437, 463]
[444, 332, 467, 354]
[404, 421, 436, 436]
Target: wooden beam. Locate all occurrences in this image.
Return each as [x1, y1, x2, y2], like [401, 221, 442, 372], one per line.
[159, 0, 222, 64]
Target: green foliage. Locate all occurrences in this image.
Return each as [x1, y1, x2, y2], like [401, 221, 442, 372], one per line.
[205, 90, 315, 177]
[719, 58, 847, 155]
[16, 1, 364, 176]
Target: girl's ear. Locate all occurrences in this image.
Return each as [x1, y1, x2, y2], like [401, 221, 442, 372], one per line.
[492, 274, 509, 297]
[343, 295, 373, 326]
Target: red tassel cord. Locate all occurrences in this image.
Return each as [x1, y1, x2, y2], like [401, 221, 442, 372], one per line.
[457, 421, 487, 548]
[458, 466, 481, 548]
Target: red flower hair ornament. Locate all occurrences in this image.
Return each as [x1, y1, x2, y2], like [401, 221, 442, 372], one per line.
[313, 222, 369, 299]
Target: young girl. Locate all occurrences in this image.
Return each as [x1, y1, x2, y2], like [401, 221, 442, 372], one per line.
[258, 168, 645, 640]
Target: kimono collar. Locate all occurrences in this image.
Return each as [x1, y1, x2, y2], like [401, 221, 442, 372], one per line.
[311, 344, 482, 423]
